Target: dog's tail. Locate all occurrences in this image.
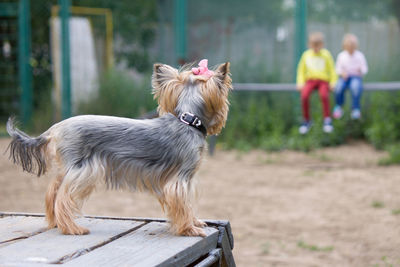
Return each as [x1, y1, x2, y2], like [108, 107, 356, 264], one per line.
[6, 117, 50, 176]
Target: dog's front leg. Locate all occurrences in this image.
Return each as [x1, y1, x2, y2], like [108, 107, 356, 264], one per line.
[193, 218, 207, 228]
[161, 178, 206, 237]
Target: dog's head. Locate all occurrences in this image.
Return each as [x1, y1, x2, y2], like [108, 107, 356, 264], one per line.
[152, 61, 232, 135]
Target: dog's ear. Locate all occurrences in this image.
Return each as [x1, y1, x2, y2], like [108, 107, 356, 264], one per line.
[213, 62, 232, 90]
[152, 64, 182, 115]
[152, 64, 179, 92]
[201, 62, 232, 135]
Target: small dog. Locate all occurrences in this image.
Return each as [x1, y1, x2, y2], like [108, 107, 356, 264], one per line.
[6, 60, 231, 237]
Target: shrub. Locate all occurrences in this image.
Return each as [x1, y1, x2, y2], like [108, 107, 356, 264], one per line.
[77, 69, 156, 118]
[218, 89, 400, 164]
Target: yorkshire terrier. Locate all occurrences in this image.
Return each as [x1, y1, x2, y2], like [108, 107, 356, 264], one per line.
[6, 59, 232, 237]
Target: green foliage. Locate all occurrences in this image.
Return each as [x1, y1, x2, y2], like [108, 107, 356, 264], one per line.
[77, 69, 156, 118]
[74, 0, 158, 72]
[392, 209, 400, 215]
[218, 89, 400, 164]
[297, 240, 334, 252]
[378, 143, 400, 165]
[366, 92, 400, 149]
[30, 84, 54, 134]
[220, 91, 297, 150]
[372, 201, 385, 208]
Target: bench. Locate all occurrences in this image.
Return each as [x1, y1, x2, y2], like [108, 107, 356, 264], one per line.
[0, 212, 235, 267]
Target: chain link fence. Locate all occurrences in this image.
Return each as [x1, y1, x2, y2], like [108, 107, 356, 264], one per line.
[0, 0, 399, 129]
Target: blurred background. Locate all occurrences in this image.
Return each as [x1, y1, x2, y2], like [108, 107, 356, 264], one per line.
[0, 0, 400, 162]
[1, 1, 400, 266]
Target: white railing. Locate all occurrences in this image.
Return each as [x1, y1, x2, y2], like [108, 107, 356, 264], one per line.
[232, 82, 400, 91]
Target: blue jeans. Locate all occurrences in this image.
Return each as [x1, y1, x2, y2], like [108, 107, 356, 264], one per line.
[335, 76, 363, 110]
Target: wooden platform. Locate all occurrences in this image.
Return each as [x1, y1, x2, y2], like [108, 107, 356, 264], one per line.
[0, 212, 235, 267]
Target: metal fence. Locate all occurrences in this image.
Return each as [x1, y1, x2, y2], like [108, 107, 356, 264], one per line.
[0, 0, 31, 124]
[1, 0, 400, 126]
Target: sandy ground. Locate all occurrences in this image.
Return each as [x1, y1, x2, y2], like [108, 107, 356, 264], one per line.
[1, 138, 400, 266]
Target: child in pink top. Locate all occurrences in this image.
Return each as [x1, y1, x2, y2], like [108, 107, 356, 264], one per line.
[333, 33, 368, 119]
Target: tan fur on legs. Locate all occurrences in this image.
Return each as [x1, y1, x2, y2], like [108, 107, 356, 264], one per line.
[53, 159, 100, 235]
[162, 179, 206, 237]
[193, 218, 207, 228]
[54, 173, 97, 234]
[45, 174, 63, 229]
[54, 183, 89, 235]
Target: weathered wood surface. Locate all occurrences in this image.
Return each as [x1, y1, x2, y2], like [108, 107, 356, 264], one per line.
[66, 222, 219, 267]
[0, 216, 46, 244]
[0, 217, 144, 265]
[0, 213, 235, 267]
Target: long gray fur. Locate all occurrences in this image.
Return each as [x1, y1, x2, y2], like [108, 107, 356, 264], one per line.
[5, 62, 230, 198]
[6, 117, 49, 176]
[6, 86, 207, 197]
[57, 114, 205, 194]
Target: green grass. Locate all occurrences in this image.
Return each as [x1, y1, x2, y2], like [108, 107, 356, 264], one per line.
[378, 143, 400, 165]
[260, 242, 270, 255]
[374, 256, 399, 267]
[371, 201, 385, 208]
[0, 124, 7, 137]
[391, 209, 400, 215]
[302, 170, 315, 177]
[297, 240, 334, 252]
[309, 152, 332, 162]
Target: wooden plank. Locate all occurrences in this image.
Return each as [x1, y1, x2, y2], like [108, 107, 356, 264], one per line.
[0, 217, 145, 265]
[194, 248, 222, 267]
[66, 222, 219, 267]
[204, 220, 234, 250]
[217, 227, 236, 267]
[0, 216, 47, 244]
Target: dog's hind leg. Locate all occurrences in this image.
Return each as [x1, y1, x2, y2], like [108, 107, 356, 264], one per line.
[54, 166, 97, 235]
[162, 178, 206, 237]
[45, 173, 63, 229]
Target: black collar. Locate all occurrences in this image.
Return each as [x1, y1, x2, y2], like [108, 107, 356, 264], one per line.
[179, 112, 207, 136]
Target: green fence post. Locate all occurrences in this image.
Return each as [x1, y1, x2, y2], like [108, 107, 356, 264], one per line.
[293, 0, 307, 121]
[18, 0, 32, 126]
[174, 0, 186, 66]
[295, 0, 307, 69]
[60, 0, 71, 119]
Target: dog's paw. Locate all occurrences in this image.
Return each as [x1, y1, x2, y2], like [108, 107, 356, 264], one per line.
[180, 226, 207, 237]
[193, 219, 207, 228]
[47, 222, 57, 229]
[62, 226, 90, 235]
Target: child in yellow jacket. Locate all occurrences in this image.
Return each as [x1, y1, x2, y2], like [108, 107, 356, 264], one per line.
[296, 32, 337, 134]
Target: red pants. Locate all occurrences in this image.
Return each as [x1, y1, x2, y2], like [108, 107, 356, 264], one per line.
[301, 80, 331, 121]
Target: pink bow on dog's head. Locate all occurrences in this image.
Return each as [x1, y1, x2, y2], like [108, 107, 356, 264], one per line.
[192, 59, 214, 78]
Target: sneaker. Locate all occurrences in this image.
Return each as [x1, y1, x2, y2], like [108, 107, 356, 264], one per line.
[333, 106, 343, 119]
[323, 117, 334, 133]
[299, 121, 312, 135]
[351, 109, 361, 120]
